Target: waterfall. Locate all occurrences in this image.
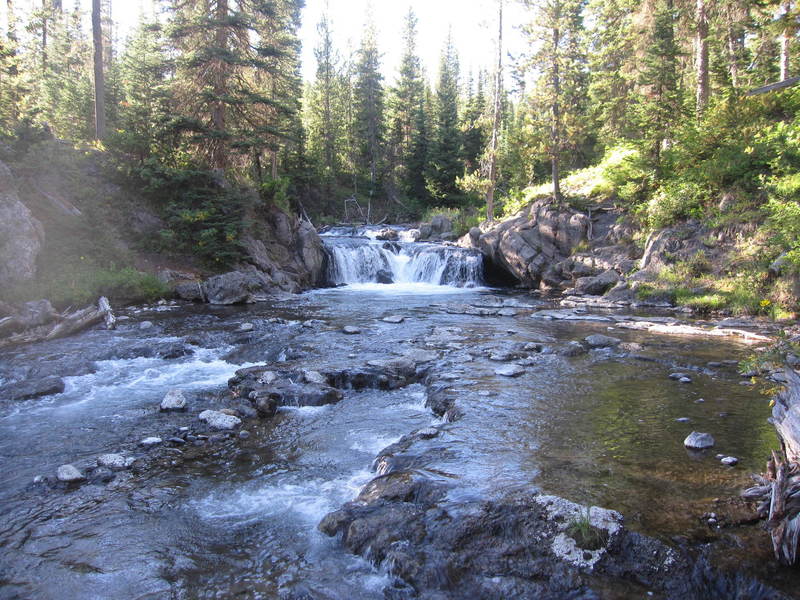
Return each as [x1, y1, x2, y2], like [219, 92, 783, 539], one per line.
[323, 236, 484, 288]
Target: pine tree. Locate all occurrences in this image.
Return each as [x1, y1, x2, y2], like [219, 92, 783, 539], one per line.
[426, 34, 462, 205]
[386, 8, 425, 200]
[168, 0, 304, 174]
[115, 19, 173, 162]
[353, 14, 384, 201]
[521, 0, 589, 202]
[634, 0, 684, 170]
[92, 0, 106, 139]
[304, 11, 346, 188]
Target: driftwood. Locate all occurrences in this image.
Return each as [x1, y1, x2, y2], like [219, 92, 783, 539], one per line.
[0, 296, 115, 349]
[743, 367, 800, 564]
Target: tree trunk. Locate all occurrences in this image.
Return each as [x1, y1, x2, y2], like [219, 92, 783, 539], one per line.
[781, 2, 793, 81]
[486, 0, 503, 223]
[695, 0, 709, 114]
[210, 0, 228, 171]
[41, 0, 48, 71]
[92, 0, 106, 139]
[551, 12, 562, 204]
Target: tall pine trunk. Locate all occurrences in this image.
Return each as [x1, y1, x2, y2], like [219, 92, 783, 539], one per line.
[695, 0, 709, 114]
[486, 0, 502, 223]
[6, 0, 16, 46]
[92, 0, 106, 140]
[551, 7, 562, 204]
[211, 0, 228, 171]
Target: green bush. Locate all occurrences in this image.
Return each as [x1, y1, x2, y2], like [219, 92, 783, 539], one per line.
[135, 160, 246, 268]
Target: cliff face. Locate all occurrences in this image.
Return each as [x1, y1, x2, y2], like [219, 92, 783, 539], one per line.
[0, 160, 44, 289]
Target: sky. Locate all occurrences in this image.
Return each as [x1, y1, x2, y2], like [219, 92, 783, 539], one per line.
[0, 0, 528, 85]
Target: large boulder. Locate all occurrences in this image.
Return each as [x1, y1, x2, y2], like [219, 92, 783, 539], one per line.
[0, 160, 44, 288]
[242, 208, 327, 292]
[574, 269, 621, 295]
[460, 199, 589, 288]
[203, 270, 273, 305]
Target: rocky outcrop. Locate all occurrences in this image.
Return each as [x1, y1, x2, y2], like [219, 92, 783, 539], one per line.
[176, 209, 328, 304]
[0, 160, 44, 289]
[243, 207, 327, 293]
[418, 214, 455, 242]
[460, 199, 589, 288]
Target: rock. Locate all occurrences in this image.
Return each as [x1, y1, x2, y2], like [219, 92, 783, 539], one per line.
[7, 376, 65, 401]
[175, 281, 206, 302]
[418, 427, 439, 439]
[675, 417, 691, 423]
[430, 214, 453, 235]
[239, 430, 250, 440]
[375, 228, 399, 241]
[160, 389, 188, 412]
[140, 436, 163, 447]
[302, 370, 327, 385]
[375, 269, 394, 284]
[97, 454, 128, 470]
[239, 322, 255, 332]
[669, 373, 688, 380]
[684, 431, 715, 449]
[574, 270, 621, 296]
[204, 270, 273, 305]
[139, 321, 154, 330]
[495, 364, 525, 378]
[382, 315, 405, 324]
[721, 456, 739, 466]
[56, 464, 85, 483]
[463, 200, 589, 287]
[0, 160, 44, 288]
[679, 377, 692, 384]
[769, 252, 788, 277]
[199, 410, 242, 430]
[342, 325, 361, 335]
[560, 341, 588, 357]
[17, 299, 56, 328]
[90, 467, 115, 484]
[584, 334, 622, 348]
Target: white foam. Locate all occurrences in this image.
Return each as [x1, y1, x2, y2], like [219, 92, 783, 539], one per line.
[349, 433, 401, 455]
[194, 469, 373, 524]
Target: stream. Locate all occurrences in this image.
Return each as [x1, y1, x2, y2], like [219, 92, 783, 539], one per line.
[0, 228, 795, 599]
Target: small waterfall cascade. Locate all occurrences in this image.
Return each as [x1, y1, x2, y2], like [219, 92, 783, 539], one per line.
[322, 232, 484, 288]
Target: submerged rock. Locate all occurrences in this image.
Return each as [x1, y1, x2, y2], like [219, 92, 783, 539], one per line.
[97, 454, 130, 470]
[495, 364, 525, 378]
[140, 436, 163, 447]
[584, 334, 622, 348]
[382, 315, 405, 324]
[684, 431, 715, 449]
[56, 464, 85, 483]
[342, 325, 361, 335]
[198, 410, 242, 430]
[721, 456, 739, 466]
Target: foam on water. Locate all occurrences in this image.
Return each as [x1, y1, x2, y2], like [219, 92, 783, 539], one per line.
[193, 469, 373, 524]
[349, 433, 402, 455]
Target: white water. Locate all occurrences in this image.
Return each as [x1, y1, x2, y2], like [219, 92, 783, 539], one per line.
[324, 236, 484, 288]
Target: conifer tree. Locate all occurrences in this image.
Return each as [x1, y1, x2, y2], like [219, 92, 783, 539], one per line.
[386, 8, 425, 200]
[426, 34, 462, 205]
[168, 0, 303, 174]
[353, 14, 384, 201]
[521, 0, 588, 203]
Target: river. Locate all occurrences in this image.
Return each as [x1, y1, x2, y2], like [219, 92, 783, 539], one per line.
[0, 228, 793, 599]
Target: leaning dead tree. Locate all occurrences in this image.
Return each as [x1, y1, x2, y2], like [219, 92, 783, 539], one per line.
[743, 367, 800, 564]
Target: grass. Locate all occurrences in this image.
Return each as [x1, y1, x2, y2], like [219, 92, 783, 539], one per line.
[2, 262, 170, 309]
[566, 508, 609, 551]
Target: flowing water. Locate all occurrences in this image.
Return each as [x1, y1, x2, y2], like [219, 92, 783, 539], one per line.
[0, 232, 793, 599]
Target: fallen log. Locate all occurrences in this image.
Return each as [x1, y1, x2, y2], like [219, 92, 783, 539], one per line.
[0, 297, 116, 349]
[743, 367, 800, 564]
